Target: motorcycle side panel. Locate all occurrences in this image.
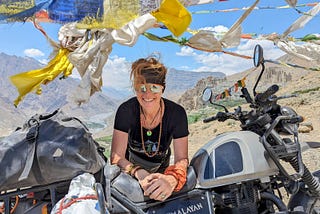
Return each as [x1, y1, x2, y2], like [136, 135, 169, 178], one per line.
[146, 191, 212, 214]
[190, 131, 279, 188]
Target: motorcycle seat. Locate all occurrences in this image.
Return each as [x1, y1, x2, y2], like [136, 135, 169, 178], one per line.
[110, 166, 197, 203]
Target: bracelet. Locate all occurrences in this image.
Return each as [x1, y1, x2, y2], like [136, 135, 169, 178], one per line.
[164, 165, 187, 192]
[130, 165, 143, 177]
[124, 164, 135, 174]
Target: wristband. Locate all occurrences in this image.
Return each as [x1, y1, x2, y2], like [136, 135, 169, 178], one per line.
[164, 165, 187, 192]
[124, 164, 135, 174]
[130, 165, 143, 177]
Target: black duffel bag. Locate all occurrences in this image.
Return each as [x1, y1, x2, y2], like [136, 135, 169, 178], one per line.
[0, 109, 106, 191]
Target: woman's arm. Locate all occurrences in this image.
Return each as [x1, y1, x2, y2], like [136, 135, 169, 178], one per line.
[164, 136, 189, 190]
[143, 136, 189, 201]
[173, 136, 189, 168]
[111, 129, 150, 185]
[110, 129, 131, 168]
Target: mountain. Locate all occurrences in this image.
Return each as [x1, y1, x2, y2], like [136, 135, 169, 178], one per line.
[103, 68, 226, 102]
[0, 53, 120, 136]
[177, 50, 319, 111]
[0, 53, 225, 137]
[164, 68, 225, 101]
[102, 86, 132, 102]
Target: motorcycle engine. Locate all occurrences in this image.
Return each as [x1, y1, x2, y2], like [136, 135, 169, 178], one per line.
[214, 181, 260, 214]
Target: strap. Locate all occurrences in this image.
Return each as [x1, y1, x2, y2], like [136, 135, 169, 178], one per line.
[19, 110, 60, 182]
[61, 116, 90, 131]
[18, 119, 39, 181]
[38, 109, 59, 120]
[58, 195, 98, 213]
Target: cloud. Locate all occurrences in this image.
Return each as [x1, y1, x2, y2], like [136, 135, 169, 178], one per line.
[102, 55, 132, 88]
[176, 46, 196, 56]
[69, 55, 132, 90]
[175, 39, 285, 75]
[179, 65, 192, 70]
[38, 59, 48, 65]
[24, 48, 45, 57]
[199, 25, 229, 33]
[237, 39, 285, 59]
[69, 56, 132, 90]
[198, 25, 229, 40]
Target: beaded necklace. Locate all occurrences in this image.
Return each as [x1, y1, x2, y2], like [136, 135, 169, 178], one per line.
[140, 99, 164, 157]
[140, 106, 161, 136]
[140, 121, 162, 157]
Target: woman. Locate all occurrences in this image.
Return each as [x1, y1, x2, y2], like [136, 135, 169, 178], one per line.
[111, 56, 189, 201]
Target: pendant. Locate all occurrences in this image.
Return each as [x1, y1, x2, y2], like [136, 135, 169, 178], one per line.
[146, 130, 152, 136]
[145, 140, 153, 153]
[152, 143, 157, 152]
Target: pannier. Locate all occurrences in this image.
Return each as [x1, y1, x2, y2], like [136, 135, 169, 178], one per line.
[0, 109, 106, 191]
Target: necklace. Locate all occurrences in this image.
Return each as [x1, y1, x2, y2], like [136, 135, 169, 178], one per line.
[140, 104, 161, 136]
[140, 99, 164, 157]
[140, 121, 162, 157]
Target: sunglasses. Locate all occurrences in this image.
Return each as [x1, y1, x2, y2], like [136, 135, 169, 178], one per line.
[136, 84, 163, 94]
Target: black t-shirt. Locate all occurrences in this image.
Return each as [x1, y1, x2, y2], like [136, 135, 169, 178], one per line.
[114, 97, 189, 171]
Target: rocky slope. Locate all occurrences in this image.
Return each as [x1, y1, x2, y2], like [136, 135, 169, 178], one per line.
[165, 68, 225, 101]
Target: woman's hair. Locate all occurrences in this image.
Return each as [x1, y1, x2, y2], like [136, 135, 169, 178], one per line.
[130, 56, 167, 90]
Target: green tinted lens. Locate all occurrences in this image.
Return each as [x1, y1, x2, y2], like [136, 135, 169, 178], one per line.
[150, 84, 162, 93]
[140, 84, 147, 93]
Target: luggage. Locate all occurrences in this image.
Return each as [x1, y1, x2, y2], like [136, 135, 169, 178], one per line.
[0, 109, 106, 191]
[50, 173, 107, 214]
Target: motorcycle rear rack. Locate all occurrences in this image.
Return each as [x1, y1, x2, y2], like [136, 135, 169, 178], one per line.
[0, 180, 71, 214]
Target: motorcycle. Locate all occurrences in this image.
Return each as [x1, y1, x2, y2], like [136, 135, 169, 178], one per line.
[102, 44, 320, 213]
[1, 44, 319, 214]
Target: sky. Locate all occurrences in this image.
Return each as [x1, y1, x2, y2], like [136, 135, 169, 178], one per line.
[0, 0, 319, 89]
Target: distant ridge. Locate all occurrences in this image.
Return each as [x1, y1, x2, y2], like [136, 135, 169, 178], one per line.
[0, 53, 226, 137]
[165, 68, 225, 101]
[0, 52, 119, 136]
[176, 51, 317, 111]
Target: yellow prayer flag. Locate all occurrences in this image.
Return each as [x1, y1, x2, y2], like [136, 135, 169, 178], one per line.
[151, 0, 192, 37]
[10, 48, 73, 106]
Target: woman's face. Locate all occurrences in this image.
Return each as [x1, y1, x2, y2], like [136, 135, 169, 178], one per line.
[135, 83, 163, 110]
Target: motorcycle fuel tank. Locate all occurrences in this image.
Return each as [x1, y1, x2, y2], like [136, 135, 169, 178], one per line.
[190, 131, 279, 188]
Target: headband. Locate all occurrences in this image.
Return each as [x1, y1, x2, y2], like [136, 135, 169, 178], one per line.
[141, 69, 166, 86]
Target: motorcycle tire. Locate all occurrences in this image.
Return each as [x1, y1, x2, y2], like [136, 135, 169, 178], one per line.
[288, 170, 320, 214]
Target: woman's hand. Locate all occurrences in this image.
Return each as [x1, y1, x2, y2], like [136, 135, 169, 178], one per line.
[142, 173, 178, 201]
[134, 168, 151, 190]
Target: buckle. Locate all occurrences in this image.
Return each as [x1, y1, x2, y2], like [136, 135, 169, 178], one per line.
[26, 126, 38, 143]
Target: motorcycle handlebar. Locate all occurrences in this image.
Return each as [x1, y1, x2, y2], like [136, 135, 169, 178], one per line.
[283, 115, 304, 124]
[255, 84, 279, 103]
[203, 112, 229, 123]
[203, 116, 217, 123]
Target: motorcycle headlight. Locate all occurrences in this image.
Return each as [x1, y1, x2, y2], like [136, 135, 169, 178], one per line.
[279, 106, 299, 135]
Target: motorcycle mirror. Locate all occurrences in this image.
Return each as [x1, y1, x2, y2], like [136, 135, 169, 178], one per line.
[202, 87, 212, 102]
[202, 87, 229, 112]
[253, 44, 266, 96]
[253, 44, 264, 67]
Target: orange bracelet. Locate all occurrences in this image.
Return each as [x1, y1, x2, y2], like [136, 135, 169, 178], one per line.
[164, 165, 187, 192]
